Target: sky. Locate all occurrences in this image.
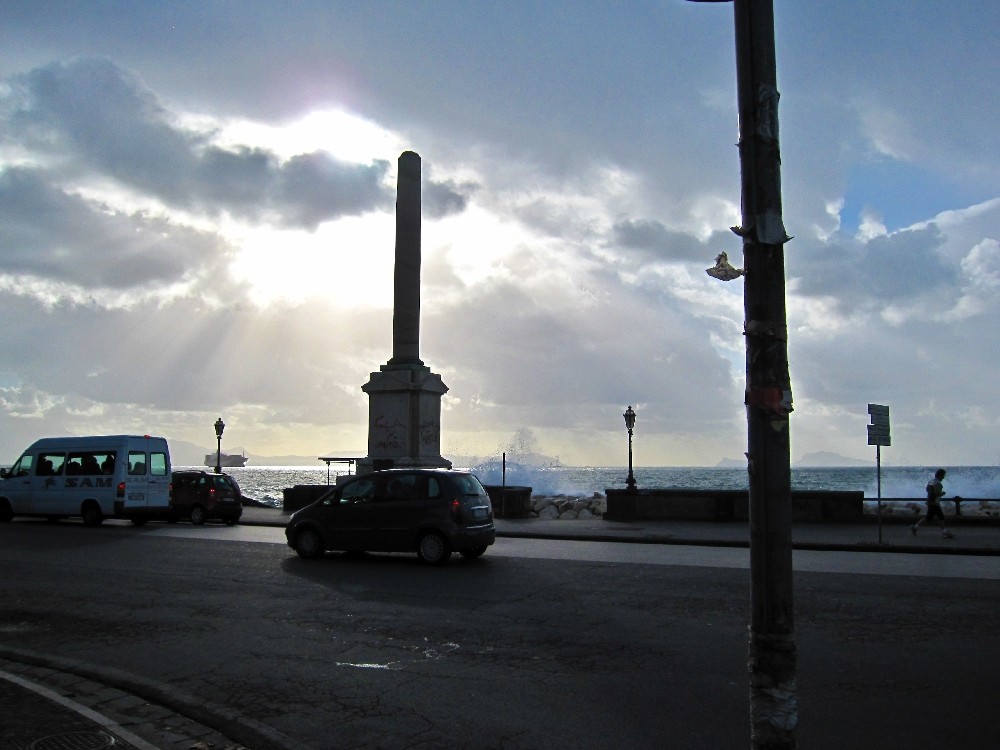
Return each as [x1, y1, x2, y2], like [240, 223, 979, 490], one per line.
[1, 1, 998, 468]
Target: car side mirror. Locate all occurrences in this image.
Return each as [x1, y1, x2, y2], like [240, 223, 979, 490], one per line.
[0, 468, 7, 479]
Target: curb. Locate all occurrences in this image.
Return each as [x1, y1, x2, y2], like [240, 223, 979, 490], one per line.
[0, 646, 310, 750]
[492, 529, 1000, 556]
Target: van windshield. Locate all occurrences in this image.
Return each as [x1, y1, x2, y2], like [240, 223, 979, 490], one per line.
[9, 454, 34, 477]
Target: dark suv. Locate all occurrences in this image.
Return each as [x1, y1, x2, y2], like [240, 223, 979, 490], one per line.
[170, 470, 243, 525]
[285, 469, 495, 565]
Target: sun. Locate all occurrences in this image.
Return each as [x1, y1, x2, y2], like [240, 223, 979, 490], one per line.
[197, 107, 411, 308]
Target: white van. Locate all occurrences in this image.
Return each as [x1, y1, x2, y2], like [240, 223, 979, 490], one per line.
[0, 435, 172, 526]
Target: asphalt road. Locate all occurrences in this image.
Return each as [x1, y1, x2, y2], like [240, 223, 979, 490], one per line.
[1, 519, 998, 749]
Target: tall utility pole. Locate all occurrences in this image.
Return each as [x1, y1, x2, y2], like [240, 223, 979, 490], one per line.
[734, 2, 796, 748]
[690, 2, 798, 747]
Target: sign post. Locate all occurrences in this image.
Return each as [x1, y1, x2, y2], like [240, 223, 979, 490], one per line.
[867, 404, 891, 543]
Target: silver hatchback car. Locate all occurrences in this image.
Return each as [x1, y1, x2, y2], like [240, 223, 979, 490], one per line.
[285, 469, 495, 565]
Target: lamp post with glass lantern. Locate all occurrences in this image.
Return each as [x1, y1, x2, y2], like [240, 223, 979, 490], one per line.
[214, 417, 225, 475]
[623, 406, 637, 492]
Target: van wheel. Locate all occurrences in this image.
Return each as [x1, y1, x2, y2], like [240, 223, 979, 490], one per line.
[460, 545, 488, 559]
[417, 531, 452, 565]
[0, 500, 13, 523]
[294, 527, 324, 559]
[189, 505, 207, 525]
[81, 502, 104, 527]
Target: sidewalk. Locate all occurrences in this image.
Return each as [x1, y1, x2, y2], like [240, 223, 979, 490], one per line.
[240, 504, 1000, 556]
[0, 654, 251, 750]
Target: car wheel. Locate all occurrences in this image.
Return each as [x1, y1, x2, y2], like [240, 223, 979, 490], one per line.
[294, 527, 325, 559]
[0, 499, 12, 523]
[417, 531, 452, 565]
[130, 517, 149, 526]
[460, 545, 488, 559]
[224, 517, 237, 526]
[189, 505, 207, 525]
[81, 502, 104, 527]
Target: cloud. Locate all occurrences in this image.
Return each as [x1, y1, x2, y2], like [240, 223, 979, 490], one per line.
[2, 58, 395, 230]
[789, 223, 955, 318]
[422, 177, 473, 219]
[0, 167, 228, 297]
[271, 152, 391, 228]
[612, 218, 736, 266]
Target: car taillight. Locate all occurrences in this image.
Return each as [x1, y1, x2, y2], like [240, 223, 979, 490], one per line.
[452, 497, 461, 519]
[117, 481, 126, 498]
[209, 487, 216, 498]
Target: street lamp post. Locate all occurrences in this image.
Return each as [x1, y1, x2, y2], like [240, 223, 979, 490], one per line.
[689, 2, 796, 748]
[214, 417, 225, 475]
[623, 406, 637, 492]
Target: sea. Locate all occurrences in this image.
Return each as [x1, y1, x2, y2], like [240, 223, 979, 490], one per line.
[178, 463, 1000, 509]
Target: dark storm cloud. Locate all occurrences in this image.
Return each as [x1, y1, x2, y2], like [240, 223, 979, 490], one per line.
[423, 178, 473, 219]
[274, 152, 391, 228]
[0, 168, 224, 289]
[5, 57, 196, 194]
[789, 225, 956, 310]
[612, 218, 735, 265]
[2, 58, 394, 229]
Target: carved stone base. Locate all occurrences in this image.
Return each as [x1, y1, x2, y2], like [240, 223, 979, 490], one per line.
[358, 363, 451, 474]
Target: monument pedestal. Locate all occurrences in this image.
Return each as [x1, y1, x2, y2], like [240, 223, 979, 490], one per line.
[357, 363, 451, 474]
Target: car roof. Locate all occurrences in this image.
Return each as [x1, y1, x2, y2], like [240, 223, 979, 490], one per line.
[367, 468, 472, 476]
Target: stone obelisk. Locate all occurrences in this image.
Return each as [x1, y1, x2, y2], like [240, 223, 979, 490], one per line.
[358, 152, 451, 474]
[389, 150, 423, 367]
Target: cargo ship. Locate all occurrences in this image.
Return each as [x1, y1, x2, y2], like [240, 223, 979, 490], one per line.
[204, 452, 248, 468]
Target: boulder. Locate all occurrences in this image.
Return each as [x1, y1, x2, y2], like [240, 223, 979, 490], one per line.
[537, 504, 560, 520]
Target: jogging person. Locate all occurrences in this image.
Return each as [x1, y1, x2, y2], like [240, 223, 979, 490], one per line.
[912, 468, 954, 538]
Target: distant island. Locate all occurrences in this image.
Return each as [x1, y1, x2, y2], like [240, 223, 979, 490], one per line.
[715, 457, 746, 468]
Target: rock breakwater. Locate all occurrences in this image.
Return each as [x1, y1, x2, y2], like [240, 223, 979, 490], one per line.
[530, 493, 608, 520]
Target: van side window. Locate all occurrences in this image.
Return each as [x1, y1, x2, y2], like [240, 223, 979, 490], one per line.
[101, 453, 116, 474]
[149, 452, 168, 476]
[340, 478, 375, 504]
[383, 474, 419, 501]
[37, 453, 66, 476]
[69, 452, 105, 476]
[128, 451, 146, 475]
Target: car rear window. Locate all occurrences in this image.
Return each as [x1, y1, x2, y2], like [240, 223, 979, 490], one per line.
[454, 474, 487, 497]
[214, 475, 237, 491]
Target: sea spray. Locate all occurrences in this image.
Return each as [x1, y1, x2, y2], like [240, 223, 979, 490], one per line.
[468, 427, 584, 495]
